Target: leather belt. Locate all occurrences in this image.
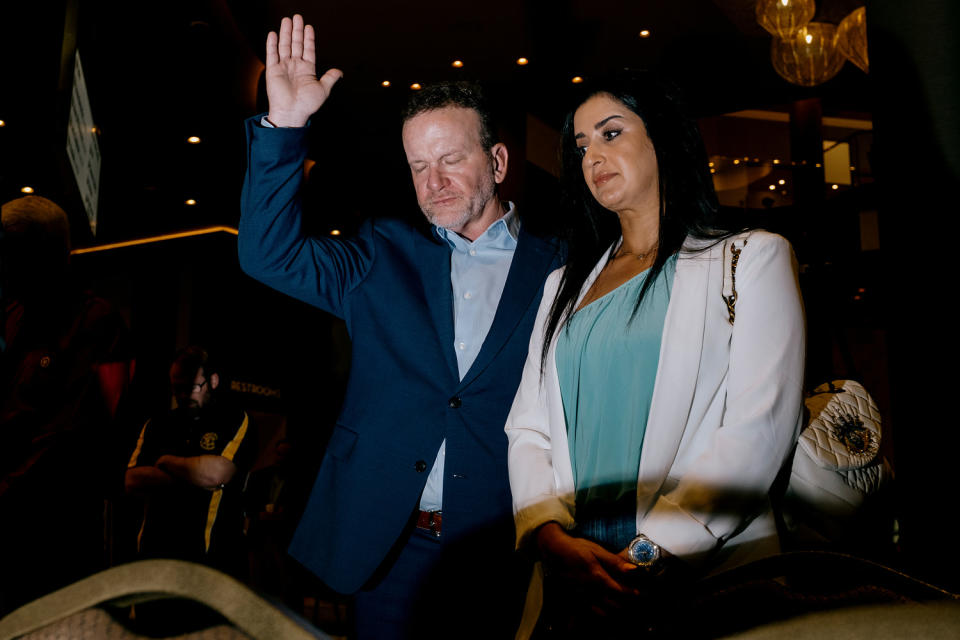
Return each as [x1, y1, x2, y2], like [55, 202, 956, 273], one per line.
[416, 510, 442, 537]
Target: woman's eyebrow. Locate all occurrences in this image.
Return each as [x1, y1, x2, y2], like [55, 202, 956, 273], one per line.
[594, 114, 624, 129]
[575, 114, 625, 140]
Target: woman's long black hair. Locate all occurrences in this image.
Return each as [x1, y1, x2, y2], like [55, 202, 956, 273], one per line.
[541, 71, 740, 371]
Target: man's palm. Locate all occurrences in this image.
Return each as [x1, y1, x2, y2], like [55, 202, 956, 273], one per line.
[266, 15, 341, 128]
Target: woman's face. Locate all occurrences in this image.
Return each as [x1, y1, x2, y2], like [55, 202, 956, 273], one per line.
[573, 93, 659, 215]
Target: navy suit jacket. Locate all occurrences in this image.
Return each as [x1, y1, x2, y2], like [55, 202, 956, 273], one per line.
[238, 117, 563, 593]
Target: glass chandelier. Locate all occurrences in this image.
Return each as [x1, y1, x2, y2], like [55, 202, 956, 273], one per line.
[756, 0, 816, 38]
[838, 6, 869, 73]
[771, 22, 846, 87]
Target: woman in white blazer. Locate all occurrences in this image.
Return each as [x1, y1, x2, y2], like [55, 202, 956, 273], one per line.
[505, 74, 805, 636]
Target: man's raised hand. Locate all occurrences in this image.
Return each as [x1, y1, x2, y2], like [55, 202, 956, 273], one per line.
[265, 14, 342, 128]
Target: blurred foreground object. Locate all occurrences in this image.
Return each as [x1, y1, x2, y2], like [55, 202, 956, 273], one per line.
[0, 559, 327, 640]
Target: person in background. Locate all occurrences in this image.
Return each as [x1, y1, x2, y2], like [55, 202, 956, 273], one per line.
[1, 195, 132, 614]
[505, 73, 805, 636]
[125, 346, 254, 578]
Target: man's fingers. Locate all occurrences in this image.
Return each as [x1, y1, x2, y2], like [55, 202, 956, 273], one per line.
[278, 16, 292, 59]
[302, 24, 316, 64]
[318, 68, 344, 96]
[265, 31, 278, 68]
[291, 14, 304, 59]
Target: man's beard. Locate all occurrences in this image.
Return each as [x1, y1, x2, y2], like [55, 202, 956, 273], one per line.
[422, 171, 496, 232]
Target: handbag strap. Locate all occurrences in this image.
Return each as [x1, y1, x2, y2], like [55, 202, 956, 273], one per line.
[722, 237, 748, 325]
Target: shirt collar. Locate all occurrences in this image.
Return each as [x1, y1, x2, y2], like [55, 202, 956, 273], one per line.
[434, 202, 519, 252]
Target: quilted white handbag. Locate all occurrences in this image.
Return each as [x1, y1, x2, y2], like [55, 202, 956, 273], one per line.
[787, 380, 892, 518]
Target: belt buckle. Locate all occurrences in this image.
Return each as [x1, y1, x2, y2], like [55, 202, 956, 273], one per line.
[418, 510, 442, 538]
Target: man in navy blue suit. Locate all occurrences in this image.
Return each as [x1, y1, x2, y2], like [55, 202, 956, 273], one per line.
[239, 14, 563, 639]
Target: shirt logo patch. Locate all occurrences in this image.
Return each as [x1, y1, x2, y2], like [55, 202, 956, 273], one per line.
[200, 432, 219, 451]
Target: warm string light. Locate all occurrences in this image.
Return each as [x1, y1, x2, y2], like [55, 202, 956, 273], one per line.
[451, 60, 463, 68]
[21, 186, 34, 194]
[185, 199, 197, 205]
[571, 76, 584, 84]
[638, 30, 650, 38]
[516, 57, 529, 65]
[410, 83, 422, 90]
[187, 136, 201, 144]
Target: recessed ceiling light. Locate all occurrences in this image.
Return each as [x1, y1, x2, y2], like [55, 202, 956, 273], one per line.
[187, 136, 201, 144]
[185, 199, 197, 205]
[769, 184, 776, 190]
[639, 30, 651, 38]
[330, 229, 342, 236]
[831, 184, 839, 190]
[381, 80, 391, 87]
[0, 119, 6, 127]
[21, 186, 34, 194]
[778, 179, 786, 185]
[516, 57, 529, 65]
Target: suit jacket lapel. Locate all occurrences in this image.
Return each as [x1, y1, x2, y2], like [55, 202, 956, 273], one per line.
[416, 233, 460, 382]
[458, 229, 560, 389]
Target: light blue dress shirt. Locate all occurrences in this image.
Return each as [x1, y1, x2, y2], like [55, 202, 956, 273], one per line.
[419, 204, 520, 511]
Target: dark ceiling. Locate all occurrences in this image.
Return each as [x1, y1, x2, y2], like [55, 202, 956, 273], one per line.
[1, 0, 870, 248]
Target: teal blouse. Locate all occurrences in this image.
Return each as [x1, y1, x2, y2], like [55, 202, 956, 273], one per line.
[556, 254, 676, 506]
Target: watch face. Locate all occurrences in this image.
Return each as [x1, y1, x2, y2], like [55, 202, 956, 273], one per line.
[629, 537, 659, 566]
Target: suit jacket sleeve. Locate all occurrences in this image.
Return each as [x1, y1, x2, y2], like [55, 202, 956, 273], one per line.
[238, 116, 375, 319]
[640, 234, 805, 562]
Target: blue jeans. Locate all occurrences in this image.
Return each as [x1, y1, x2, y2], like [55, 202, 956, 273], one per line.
[572, 503, 637, 553]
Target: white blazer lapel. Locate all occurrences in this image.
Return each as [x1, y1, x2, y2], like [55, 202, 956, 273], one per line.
[635, 245, 714, 516]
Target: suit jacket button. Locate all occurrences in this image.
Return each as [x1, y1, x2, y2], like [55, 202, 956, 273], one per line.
[448, 396, 462, 408]
[415, 460, 428, 473]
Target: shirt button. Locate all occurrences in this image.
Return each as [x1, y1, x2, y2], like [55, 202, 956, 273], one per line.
[448, 396, 462, 408]
[415, 460, 428, 473]
[463, 292, 472, 299]
[469, 249, 477, 256]
[458, 342, 466, 350]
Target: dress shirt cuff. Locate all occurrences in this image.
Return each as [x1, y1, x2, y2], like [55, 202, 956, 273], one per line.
[257, 114, 310, 129]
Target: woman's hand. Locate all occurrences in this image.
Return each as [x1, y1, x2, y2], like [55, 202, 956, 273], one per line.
[536, 522, 641, 615]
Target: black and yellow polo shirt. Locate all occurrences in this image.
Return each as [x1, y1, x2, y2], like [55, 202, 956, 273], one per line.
[127, 403, 253, 572]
